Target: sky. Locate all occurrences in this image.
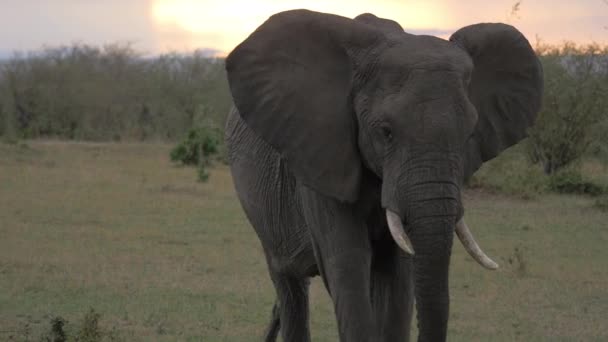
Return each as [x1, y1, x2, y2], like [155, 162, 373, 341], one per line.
[0, 0, 607, 57]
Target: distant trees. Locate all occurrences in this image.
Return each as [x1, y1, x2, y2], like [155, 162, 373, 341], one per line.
[0, 43, 232, 141]
[527, 42, 608, 174]
[1, 40, 607, 179]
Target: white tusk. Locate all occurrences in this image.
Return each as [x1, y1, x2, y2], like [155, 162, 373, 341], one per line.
[455, 218, 499, 270]
[386, 210, 415, 255]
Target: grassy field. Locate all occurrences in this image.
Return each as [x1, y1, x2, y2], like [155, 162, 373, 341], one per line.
[1, 141, 607, 341]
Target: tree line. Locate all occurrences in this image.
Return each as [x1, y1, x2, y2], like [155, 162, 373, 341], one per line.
[1, 41, 607, 175]
[0, 43, 232, 142]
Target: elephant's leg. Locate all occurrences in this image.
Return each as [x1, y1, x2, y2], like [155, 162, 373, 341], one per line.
[263, 301, 280, 342]
[271, 274, 310, 342]
[370, 244, 415, 342]
[299, 187, 374, 342]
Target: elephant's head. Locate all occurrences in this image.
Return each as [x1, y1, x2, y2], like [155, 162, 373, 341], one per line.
[226, 10, 542, 341]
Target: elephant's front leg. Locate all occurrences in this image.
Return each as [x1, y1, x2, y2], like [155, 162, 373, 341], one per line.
[371, 245, 415, 342]
[299, 187, 374, 342]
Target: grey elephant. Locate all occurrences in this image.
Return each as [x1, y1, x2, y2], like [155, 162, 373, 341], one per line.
[224, 9, 542, 342]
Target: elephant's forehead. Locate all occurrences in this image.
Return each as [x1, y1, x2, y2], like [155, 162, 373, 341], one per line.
[381, 36, 473, 73]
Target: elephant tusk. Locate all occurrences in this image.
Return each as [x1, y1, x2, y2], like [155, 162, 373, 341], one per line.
[386, 210, 415, 255]
[455, 218, 499, 270]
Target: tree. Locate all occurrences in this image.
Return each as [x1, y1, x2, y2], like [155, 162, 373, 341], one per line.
[527, 42, 608, 174]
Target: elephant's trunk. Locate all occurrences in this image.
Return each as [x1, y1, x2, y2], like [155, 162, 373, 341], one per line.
[381, 152, 485, 341]
[385, 183, 498, 341]
[409, 215, 454, 342]
[396, 180, 460, 342]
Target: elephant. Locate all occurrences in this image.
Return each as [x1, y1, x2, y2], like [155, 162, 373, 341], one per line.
[224, 9, 543, 342]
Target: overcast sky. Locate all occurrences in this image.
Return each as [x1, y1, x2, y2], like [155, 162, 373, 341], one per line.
[0, 0, 607, 57]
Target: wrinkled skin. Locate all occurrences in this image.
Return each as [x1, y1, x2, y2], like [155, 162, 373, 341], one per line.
[225, 10, 543, 342]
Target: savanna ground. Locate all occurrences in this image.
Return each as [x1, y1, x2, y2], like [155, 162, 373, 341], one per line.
[0, 141, 607, 341]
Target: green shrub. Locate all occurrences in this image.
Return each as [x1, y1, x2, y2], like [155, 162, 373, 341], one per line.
[170, 126, 220, 182]
[170, 127, 220, 166]
[527, 42, 608, 174]
[548, 169, 606, 196]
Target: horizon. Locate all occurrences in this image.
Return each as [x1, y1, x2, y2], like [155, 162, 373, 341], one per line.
[0, 0, 607, 58]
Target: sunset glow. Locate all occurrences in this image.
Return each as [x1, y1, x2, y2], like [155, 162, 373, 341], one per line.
[0, 1, 606, 57]
[150, 0, 449, 54]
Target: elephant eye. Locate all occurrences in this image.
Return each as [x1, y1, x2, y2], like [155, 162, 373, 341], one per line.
[381, 125, 393, 142]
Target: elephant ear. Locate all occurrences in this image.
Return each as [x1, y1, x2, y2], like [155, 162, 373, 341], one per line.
[450, 23, 543, 181]
[354, 13, 404, 33]
[226, 10, 382, 202]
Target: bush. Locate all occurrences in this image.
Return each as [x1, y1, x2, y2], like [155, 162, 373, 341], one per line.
[170, 126, 220, 182]
[548, 169, 606, 196]
[527, 42, 608, 174]
[469, 145, 608, 204]
[170, 126, 220, 166]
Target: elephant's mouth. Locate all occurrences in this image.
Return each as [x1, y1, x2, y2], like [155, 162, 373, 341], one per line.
[385, 209, 499, 270]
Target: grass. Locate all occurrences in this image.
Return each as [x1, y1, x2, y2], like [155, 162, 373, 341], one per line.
[1, 141, 607, 341]
[470, 142, 608, 199]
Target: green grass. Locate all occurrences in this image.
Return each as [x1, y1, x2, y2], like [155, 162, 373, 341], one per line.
[470, 143, 608, 199]
[1, 141, 607, 341]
